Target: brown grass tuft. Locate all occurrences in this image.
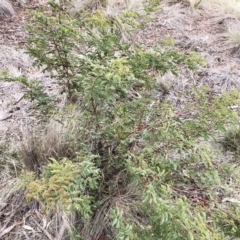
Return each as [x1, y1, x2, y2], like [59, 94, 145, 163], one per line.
[0, 0, 15, 17]
[18, 117, 78, 173]
[218, 20, 240, 56]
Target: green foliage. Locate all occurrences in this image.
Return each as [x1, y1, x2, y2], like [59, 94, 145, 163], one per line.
[25, 1, 203, 104]
[17, 0, 240, 239]
[221, 127, 240, 155]
[26, 157, 99, 216]
[160, 36, 175, 46]
[0, 71, 55, 116]
[144, 0, 161, 12]
[141, 195, 223, 240]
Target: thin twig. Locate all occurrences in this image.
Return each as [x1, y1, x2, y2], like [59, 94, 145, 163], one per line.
[0, 221, 24, 238]
[1, 192, 25, 230]
[30, 216, 54, 240]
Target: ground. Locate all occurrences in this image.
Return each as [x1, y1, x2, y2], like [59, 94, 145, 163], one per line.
[1, 0, 240, 239]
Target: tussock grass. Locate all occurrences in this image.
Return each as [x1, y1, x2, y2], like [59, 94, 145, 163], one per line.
[18, 117, 79, 173]
[218, 21, 240, 55]
[196, 0, 240, 65]
[212, 0, 240, 17]
[0, 46, 33, 77]
[206, 0, 240, 23]
[50, 211, 78, 240]
[158, 2, 191, 28]
[0, 0, 15, 17]
[70, 0, 103, 12]
[163, 0, 205, 8]
[0, 176, 20, 206]
[70, 0, 145, 16]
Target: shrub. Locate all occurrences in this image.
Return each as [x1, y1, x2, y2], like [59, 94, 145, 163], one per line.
[18, 0, 240, 239]
[26, 157, 100, 215]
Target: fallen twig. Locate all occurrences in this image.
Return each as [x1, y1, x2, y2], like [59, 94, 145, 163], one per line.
[30, 216, 54, 240]
[0, 220, 24, 238]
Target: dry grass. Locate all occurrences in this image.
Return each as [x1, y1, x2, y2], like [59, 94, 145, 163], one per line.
[163, 0, 205, 8]
[82, 183, 143, 240]
[205, 0, 240, 24]
[0, 186, 78, 240]
[157, 1, 191, 29]
[0, 0, 15, 17]
[0, 45, 47, 82]
[69, 0, 145, 16]
[18, 117, 79, 173]
[218, 20, 240, 55]
[188, 0, 204, 8]
[0, 112, 81, 239]
[0, 46, 33, 77]
[70, 0, 103, 12]
[212, 0, 240, 17]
